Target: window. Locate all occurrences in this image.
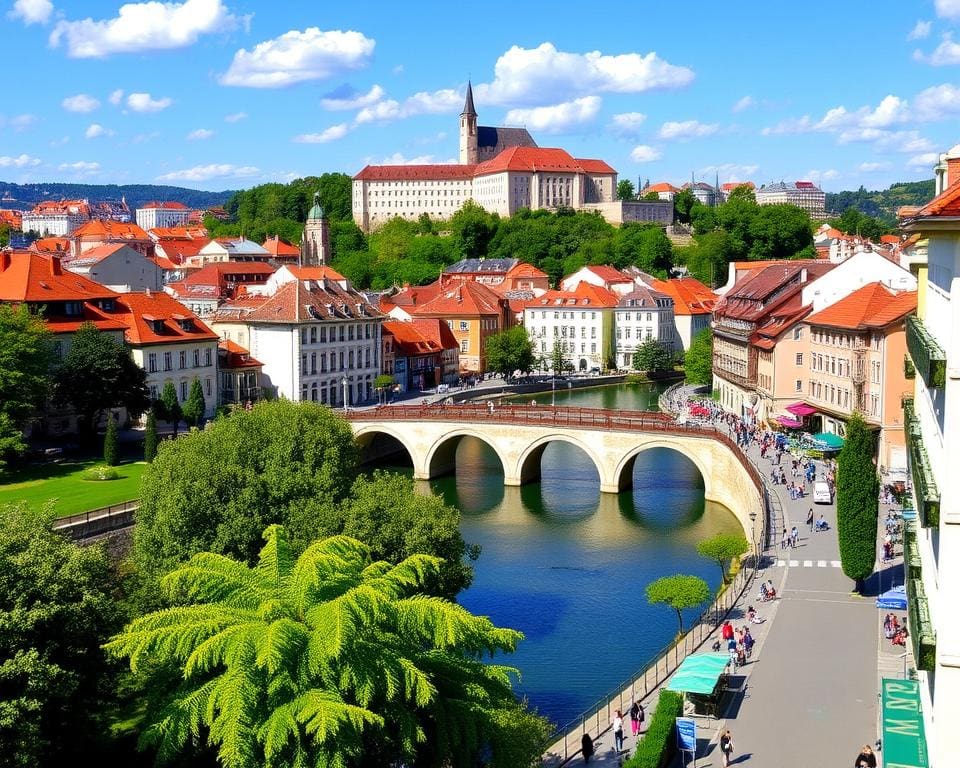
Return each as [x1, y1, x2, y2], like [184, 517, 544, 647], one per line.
[310, 353, 317, 375]
[205, 348, 212, 367]
[193, 349, 201, 368]
[460, 339, 469, 353]
[795, 379, 802, 392]
[180, 381, 188, 400]
[301, 328, 308, 345]
[795, 353, 803, 366]
[310, 327, 317, 344]
[148, 353, 157, 373]
[301, 354, 308, 375]
[793, 327, 802, 341]
[179, 350, 187, 369]
[591, 343, 596, 353]
[591, 327, 596, 339]
[164, 352, 173, 371]
[459, 321, 469, 331]
[320, 327, 327, 342]
[205, 378, 211, 396]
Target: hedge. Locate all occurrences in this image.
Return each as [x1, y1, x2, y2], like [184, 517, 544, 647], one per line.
[624, 689, 684, 768]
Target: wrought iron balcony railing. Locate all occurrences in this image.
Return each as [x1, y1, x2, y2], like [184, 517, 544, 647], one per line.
[902, 397, 940, 528]
[905, 314, 946, 389]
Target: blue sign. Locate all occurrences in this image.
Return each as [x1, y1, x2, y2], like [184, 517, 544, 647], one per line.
[676, 717, 697, 752]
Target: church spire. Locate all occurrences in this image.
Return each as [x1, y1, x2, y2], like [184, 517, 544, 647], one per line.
[461, 80, 476, 117]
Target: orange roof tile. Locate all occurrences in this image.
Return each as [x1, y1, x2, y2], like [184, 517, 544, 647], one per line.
[910, 178, 960, 218]
[67, 243, 129, 264]
[582, 265, 632, 283]
[285, 265, 346, 281]
[391, 281, 442, 308]
[643, 182, 677, 193]
[805, 283, 917, 330]
[412, 280, 505, 317]
[219, 339, 262, 369]
[721, 181, 755, 191]
[31, 237, 71, 253]
[410, 317, 459, 350]
[0, 209, 22, 228]
[649, 277, 717, 315]
[73, 219, 150, 240]
[141, 201, 189, 210]
[524, 283, 620, 309]
[383, 320, 444, 355]
[504, 261, 549, 279]
[354, 164, 475, 181]
[475, 146, 608, 175]
[0, 251, 119, 302]
[114, 292, 218, 345]
[262, 236, 300, 257]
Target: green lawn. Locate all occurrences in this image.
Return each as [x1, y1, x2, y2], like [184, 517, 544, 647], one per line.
[0, 460, 147, 518]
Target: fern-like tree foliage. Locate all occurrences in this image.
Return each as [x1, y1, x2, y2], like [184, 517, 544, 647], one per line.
[106, 526, 550, 768]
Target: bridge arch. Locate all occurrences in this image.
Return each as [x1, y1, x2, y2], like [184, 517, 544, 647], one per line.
[514, 433, 603, 487]
[353, 424, 417, 468]
[613, 439, 713, 496]
[423, 429, 509, 480]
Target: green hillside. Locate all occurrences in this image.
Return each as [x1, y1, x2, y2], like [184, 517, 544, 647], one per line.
[826, 179, 935, 225]
[0, 181, 236, 211]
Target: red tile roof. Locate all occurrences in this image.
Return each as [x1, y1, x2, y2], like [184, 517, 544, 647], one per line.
[581, 265, 632, 283]
[649, 277, 716, 315]
[242, 280, 383, 324]
[413, 280, 506, 317]
[909, 178, 960, 218]
[805, 283, 917, 330]
[410, 317, 459, 350]
[383, 320, 445, 355]
[262, 236, 300, 258]
[166, 262, 276, 300]
[72, 220, 150, 240]
[141, 201, 189, 210]
[643, 182, 677, 193]
[67, 243, 128, 264]
[390, 281, 442, 308]
[505, 262, 549, 279]
[32, 237, 71, 253]
[576, 157, 617, 174]
[114, 291, 218, 345]
[219, 339, 262, 369]
[721, 181, 756, 191]
[0, 209, 22, 229]
[880, 235, 901, 245]
[475, 146, 603, 175]
[524, 283, 620, 309]
[354, 164, 475, 181]
[149, 226, 207, 239]
[0, 251, 119, 302]
[285, 265, 346, 281]
[154, 237, 212, 263]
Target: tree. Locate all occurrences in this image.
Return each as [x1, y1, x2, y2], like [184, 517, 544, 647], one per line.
[485, 326, 536, 379]
[108, 526, 547, 768]
[134, 400, 360, 579]
[673, 189, 698, 224]
[550, 338, 565, 374]
[181, 379, 206, 429]
[836, 413, 879, 592]
[450, 200, 498, 259]
[632, 339, 673, 372]
[696, 533, 750, 584]
[0, 305, 52, 469]
[0, 504, 121, 767]
[143, 409, 158, 462]
[617, 179, 636, 201]
[646, 574, 710, 636]
[102, 414, 119, 466]
[374, 374, 394, 404]
[157, 381, 182, 438]
[684, 328, 714, 385]
[53, 323, 149, 437]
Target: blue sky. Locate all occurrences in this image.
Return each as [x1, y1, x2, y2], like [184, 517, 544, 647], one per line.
[3, 0, 960, 192]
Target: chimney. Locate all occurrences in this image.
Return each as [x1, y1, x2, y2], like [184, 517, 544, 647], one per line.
[0, 251, 9, 272]
[50, 255, 62, 276]
[800, 268, 808, 282]
[948, 155, 960, 188]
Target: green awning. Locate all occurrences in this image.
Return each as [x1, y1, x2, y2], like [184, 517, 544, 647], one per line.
[881, 678, 929, 768]
[666, 653, 730, 695]
[812, 432, 845, 450]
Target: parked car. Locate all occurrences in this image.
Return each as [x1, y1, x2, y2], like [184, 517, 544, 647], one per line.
[813, 481, 833, 504]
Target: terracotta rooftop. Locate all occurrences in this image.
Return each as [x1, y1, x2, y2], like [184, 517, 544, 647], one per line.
[643, 182, 678, 193]
[649, 277, 716, 315]
[262, 236, 300, 258]
[390, 281, 442, 308]
[581, 265, 633, 283]
[31, 237, 71, 253]
[907, 177, 960, 219]
[0, 251, 119, 302]
[73, 220, 150, 240]
[413, 280, 505, 317]
[805, 283, 917, 331]
[66, 243, 129, 265]
[721, 181, 756, 191]
[242, 279, 383, 324]
[525, 283, 620, 310]
[219, 339, 262, 369]
[285, 265, 346, 281]
[141, 201, 188, 210]
[354, 164, 475, 181]
[475, 146, 614, 175]
[384, 320, 445, 355]
[114, 292, 218, 345]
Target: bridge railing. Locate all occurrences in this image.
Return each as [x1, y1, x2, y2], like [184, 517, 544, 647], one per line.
[52, 500, 139, 541]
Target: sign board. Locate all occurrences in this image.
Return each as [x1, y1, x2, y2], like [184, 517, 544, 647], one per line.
[676, 717, 697, 752]
[881, 678, 929, 768]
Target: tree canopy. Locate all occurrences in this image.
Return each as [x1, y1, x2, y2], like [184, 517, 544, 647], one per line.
[0, 305, 52, 468]
[632, 339, 673, 372]
[181, 378, 206, 428]
[485, 326, 536, 379]
[836, 413, 879, 590]
[617, 179, 636, 201]
[108, 526, 548, 768]
[645, 574, 710, 635]
[53, 323, 149, 435]
[696, 533, 750, 584]
[684, 328, 714, 386]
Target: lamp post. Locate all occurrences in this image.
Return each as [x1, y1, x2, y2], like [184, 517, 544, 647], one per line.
[552, 375, 556, 407]
[342, 377, 349, 412]
[749, 509, 759, 569]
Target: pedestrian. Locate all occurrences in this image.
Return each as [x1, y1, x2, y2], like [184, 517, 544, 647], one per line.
[636, 701, 645, 733]
[611, 709, 624, 754]
[806, 508, 814, 531]
[581, 732, 594, 763]
[629, 701, 640, 737]
[781, 527, 788, 550]
[719, 729, 734, 767]
[854, 744, 878, 768]
[791, 525, 799, 548]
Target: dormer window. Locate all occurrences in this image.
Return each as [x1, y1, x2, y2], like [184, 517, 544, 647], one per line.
[63, 301, 83, 316]
[172, 314, 195, 332]
[100, 298, 115, 311]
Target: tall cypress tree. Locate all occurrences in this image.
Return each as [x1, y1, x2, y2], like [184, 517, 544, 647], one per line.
[143, 409, 158, 463]
[102, 414, 119, 467]
[836, 413, 879, 592]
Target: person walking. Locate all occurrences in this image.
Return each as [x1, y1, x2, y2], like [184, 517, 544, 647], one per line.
[806, 508, 814, 532]
[719, 729, 734, 767]
[854, 744, 878, 767]
[629, 701, 641, 737]
[611, 709, 624, 754]
[581, 733, 594, 763]
[791, 525, 799, 548]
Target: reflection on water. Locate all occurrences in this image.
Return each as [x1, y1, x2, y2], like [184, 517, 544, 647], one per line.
[421, 382, 741, 728]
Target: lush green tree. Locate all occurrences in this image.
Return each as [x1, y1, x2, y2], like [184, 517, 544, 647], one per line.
[103, 414, 119, 466]
[836, 413, 879, 592]
[612, 224, 673, 276]
[374, 374, 394, 404]
[143, 409, 158, 463]
[157, 381, 182, 438]
[642, 191, 661, 201]
[696, 533, 750, 584]
[450, 200, 498, 259]
[684, 328, 714, 385]
[676, 230, 733, 287]
[830, 207, 890, 241]
[550, 338, 565, 374]
[485, 326, 536, 379]
[646, 574, 710, 635]
[0, 504, 122, 767]
[747, 204, 815, 261]
[632, 339, 673, 372]
[53, 323, 149, 437]
[617, 179, 636, 201]
[134, 400, 359, 579]
[726, 184, 756, 203]
[108, 526, 547, 768]
[0, 305, 52, 468]
[673, 189, 698, 224]
[181, 379, 206, 429]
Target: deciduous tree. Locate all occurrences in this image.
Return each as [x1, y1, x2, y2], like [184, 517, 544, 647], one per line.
[157, 381, 182, 438]
[645, 574, 710, 635]
[684, 328, 714, 386]
[617, 179, 636, 201]
[0, 305, 52, 468]
[181, 379, 206, 429]
[632, 339, 673, 372]
[836, 413, 878, 592]
[696, 533, 750, 584]
[485, 326, 536, 379]
[143, 409, 158, 463]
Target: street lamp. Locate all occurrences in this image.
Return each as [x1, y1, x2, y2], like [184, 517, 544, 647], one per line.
[748, 509, 759, 569]
[342, 377, 349, 412]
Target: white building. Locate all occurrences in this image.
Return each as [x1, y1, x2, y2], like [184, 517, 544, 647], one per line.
[755, 181, 826, 218]
[64, 243, 163, 293]
[185, 238, 271, 268]
[682, 181, 718, 207]
[21, 211, 86, 236]
[800, 249, 916, 312]
[135, 201, 192, 231]
[523, 284, 619, 372]
[615, 286, 677, 367]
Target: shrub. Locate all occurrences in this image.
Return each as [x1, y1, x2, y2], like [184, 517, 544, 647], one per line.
[83, 465, 119, 481]
[102, 414, 118, 466]
[624, 689, 683, 768]
[143, 410, 157, 463]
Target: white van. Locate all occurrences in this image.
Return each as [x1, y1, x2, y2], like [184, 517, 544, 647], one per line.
[813, 482, 833, 504]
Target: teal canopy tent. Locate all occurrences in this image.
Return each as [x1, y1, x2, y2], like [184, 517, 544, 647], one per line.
[812, 432, 845, 450]
[666, 653, 731, 694]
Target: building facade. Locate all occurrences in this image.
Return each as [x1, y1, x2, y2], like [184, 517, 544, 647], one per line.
[64, 243, 163, 293]
[755, 181, 826, 218]
[614, 286, 676, 367]
[136, 201, 192, 231]
[523, 284, 619, 371]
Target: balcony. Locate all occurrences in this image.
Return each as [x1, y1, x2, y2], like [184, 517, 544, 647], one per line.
[221, 386, 261, 405]
[904, 354, 916, 380]
[905, 315, 946, 389]
[902, 520, 922, 580]
[902, 397, 940, 528]
[906, 576, 937, 672]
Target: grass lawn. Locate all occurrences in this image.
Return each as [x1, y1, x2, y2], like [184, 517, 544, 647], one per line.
[0, 459, 146, 518]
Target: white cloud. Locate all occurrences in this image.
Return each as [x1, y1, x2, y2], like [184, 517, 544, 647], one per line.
[321, 84, 385, 110]
[857, 161, 891, 172]
[698, 163, 760, 181]
[920, 33, 960, 65]
[374, 152, 456, 165]
[224, 112, 247, 123]
[908, 20, 932, 40]
[476, 42, 694, 107]
[658, 120, 719, 140]
[806, 168, 840, 182]
[907, 152, 940, 168]
[156, 163, 260, 182]
[1, 113, 38, 131]
[10, 0, 53, 25]
[913, 83, 960, 120]
[62, 93, 100, 113]
[220, 27, 375, 88]
[732, 95, 755, 113]
[610, 112, 646, 137]
[50, 0, 243, 58]
[354, 88, 463, 125]
[58, 160, 100, 172]
[127, 92, 172, 112]
[762, 116, 814, 135]
[935, 0, 960, 19]
[0, 153, 41, 167]
[85, 123, 114, 138]
[187, 128, 215, 140]
[503, 96, 601, 133]
[630, 145, 662, 163]
[109, 89, 124, 105]
[293, 124, 350, 143]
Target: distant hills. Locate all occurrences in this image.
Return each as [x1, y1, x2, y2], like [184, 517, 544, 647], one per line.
[0, 182, 237, 211]
[826, 179, 935, 224]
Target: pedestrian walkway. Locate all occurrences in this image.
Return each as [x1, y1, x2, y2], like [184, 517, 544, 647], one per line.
[772, 559, 842, 568]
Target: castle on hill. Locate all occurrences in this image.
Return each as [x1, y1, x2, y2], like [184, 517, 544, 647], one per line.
[351, 82, 673, 232]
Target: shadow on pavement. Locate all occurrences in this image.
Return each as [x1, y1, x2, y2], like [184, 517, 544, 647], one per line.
[862, 562, 904, 597]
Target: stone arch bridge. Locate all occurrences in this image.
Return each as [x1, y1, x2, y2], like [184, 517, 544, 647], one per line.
[347, 404, 764, 541]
